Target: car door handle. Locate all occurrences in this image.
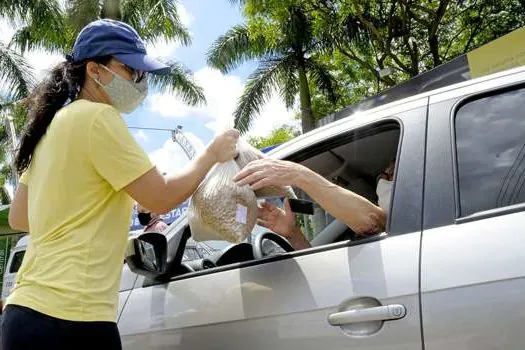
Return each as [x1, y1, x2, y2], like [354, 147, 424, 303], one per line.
[328, 304, 406, 326]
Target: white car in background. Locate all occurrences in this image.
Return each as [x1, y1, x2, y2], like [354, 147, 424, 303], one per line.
[1, 231, 218, 304]
[1, 235, 29, 302]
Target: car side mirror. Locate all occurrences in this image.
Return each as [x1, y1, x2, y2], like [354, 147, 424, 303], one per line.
[125, 232, 167, 278]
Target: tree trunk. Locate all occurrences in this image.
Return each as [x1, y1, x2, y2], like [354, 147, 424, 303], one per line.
[429, 35, 441, 67]
[102, 0, 122, 20]
[297, 63, 315, 133]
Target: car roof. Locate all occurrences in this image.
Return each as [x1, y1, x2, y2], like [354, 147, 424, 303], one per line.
[265, 64, 525, 160]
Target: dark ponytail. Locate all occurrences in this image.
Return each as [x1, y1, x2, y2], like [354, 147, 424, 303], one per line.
[15, 55, 111, 173]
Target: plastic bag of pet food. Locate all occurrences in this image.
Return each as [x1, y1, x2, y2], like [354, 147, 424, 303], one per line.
[188, 138, 295, 243]
[235, 139, 295, 199]
[188, 157, 258, 243]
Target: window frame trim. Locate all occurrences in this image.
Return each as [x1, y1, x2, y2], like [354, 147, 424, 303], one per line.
[284, 118, 403, 235]
[451, 82, 525, 221]
[145, 233, 387, 287]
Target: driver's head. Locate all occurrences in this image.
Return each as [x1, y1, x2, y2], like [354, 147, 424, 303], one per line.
[376, 158, 395, 212]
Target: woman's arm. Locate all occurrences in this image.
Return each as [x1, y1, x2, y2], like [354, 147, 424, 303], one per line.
[9, 184, 29, 232]
[125, 150, 219, 214]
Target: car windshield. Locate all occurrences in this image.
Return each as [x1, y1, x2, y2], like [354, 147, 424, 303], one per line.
[182, 238, 220, 261]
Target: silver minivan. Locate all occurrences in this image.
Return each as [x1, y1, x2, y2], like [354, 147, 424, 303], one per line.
[120, 65, 525, 349]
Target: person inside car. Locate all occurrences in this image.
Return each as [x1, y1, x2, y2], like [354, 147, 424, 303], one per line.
[234, 159, 395, 250]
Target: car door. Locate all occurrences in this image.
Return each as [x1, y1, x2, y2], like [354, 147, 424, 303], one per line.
[421, 68, 525, 349]
[118, 263, 138, 320]
[118, 102, 428, 350]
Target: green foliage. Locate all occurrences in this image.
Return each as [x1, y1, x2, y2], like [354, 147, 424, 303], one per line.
[304, 0, 525, 118]
[148, 62, 206, 107]
[208, 0, 340, 134]
[0, 100, 27, 195]
[207, 24, 271, 74]
[8, 0, 71, 53]
[247, 125, 299, 150]
[2, 0, 204, 106]
[0, 44, 35, 101]
[121, 0, 191, 45]
[0, 0, 206, 195]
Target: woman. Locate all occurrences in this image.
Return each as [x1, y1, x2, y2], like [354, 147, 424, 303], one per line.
[4, 19, 238, 350]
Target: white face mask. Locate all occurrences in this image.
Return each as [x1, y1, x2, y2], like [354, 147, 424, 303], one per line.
[95, 65, 148, 114]
[376, 179, 393, 213]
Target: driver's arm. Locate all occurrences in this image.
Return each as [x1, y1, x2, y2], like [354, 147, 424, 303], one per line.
[285, 226, 311, 250]
[236, 159, 386, 236]
[295, 167, 386, 235]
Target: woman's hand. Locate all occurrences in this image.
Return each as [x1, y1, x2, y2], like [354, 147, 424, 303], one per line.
[233, 159, 306, 191]
[206, 129, 240, 163]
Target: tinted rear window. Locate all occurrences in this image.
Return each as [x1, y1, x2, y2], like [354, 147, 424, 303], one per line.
[455, 87, 525, 216]
[9, 251, 25, 273]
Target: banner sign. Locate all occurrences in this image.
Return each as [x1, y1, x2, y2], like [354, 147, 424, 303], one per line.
[468, 26, 525, 78]
[130, 200, 189, 231]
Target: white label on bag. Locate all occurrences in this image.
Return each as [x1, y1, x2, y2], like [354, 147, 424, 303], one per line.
[236, 204, 248, 224]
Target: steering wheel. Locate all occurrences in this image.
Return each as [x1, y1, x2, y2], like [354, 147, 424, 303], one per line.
[253, 231, 295, 259]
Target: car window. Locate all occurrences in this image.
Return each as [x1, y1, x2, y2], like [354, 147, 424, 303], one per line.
[183, 247, 199, 261]
[293, 190, 336, 241]
[9, 251, 25, 273]
[455, 87, 525, 217]
[200, 126, 399, 250]
[253, 194, 336, 243]
[182, 240, 220, 261]
[144, 122, 405, 287]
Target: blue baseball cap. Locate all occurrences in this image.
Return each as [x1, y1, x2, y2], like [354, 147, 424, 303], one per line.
[70, 19, 171, 75]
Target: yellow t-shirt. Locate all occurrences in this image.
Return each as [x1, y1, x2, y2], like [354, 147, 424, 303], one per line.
[7, 99, 154, 322]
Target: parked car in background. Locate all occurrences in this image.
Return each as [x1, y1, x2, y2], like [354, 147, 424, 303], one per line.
[1, 235, 29, 302]
[1, 231, 218, 305]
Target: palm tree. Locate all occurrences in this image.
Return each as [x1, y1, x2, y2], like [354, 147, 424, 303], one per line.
[0, 44, 34, 102]
[0, 44, 33, 195]
[0, 0, 205, 191]
[207, 4, 338, 134]
[0, 98, 26, 204]
[0, 120, 12, 204]
[2, 0, 205, 106]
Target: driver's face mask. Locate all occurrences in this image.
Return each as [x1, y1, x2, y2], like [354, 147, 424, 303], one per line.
[94, 65, 148, 114]
[376, 179, 393, 213]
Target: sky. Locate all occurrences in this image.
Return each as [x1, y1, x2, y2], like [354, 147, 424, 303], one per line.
[0, 0, 297, 175]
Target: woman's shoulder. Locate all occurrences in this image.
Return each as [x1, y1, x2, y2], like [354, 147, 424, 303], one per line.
[53, 100, 121, 132]
[63, 99, 119, 118]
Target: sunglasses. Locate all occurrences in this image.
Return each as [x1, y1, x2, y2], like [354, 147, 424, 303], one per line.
[113, 61, 147, 83]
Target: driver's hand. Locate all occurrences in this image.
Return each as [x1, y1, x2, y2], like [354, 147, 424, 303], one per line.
[257, 199, 297, 238]
[258, 199, 311, 250]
